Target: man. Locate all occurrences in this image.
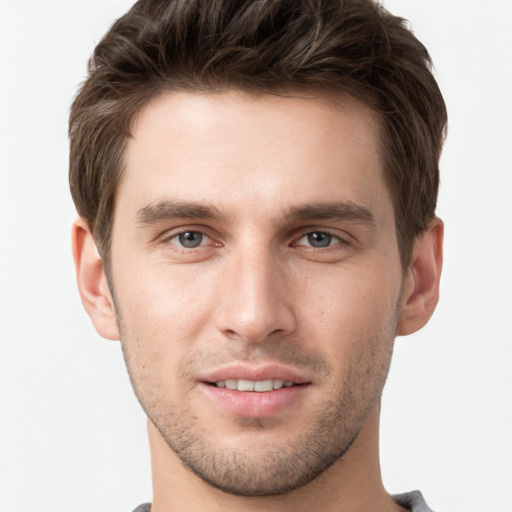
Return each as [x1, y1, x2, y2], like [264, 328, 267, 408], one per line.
[69, 0, 446, 510]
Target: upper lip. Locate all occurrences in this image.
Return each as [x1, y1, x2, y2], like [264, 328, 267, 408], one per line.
[199, 364, 312, 385]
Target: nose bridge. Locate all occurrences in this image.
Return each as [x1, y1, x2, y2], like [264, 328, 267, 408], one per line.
[215, 241, 295, 343]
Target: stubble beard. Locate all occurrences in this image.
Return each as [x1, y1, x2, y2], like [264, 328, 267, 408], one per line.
[149, 389, 363, 496]
[119, 332, 396, 497]
[111, 277, 402, 497]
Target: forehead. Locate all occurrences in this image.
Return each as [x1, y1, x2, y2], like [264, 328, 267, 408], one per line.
[117, 90, 389, 223]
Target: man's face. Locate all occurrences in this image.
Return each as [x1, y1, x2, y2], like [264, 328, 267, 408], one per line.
[109, 90, 405, 495]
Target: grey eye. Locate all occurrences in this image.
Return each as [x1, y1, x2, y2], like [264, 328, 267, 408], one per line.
[177, 231, 204, 248]
[306, 232, 333, 248]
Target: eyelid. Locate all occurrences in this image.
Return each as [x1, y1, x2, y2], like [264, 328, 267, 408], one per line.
[158, 226, 220, 247]
[155, 225, 353, 250]
[170, 231, 210, 247]
[292, 228, 351, 248]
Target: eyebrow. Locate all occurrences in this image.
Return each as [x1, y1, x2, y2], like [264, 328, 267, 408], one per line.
[137, 200, 228, 225]
[136, 199, 375, 227]
[284, 201, 376, 226]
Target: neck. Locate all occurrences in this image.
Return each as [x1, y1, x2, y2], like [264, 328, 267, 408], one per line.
[148, 404, 406, 512]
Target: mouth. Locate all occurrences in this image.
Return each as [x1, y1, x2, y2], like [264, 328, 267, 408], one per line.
[199, 366, 311, 418]
[208, 379, 297, 392]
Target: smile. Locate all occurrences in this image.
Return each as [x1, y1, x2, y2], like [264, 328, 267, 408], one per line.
[213, 379, 295, 391]
[199, 364, 312, 416]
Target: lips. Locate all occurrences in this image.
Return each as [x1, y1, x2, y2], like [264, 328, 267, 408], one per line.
[199, 363, 311, 387]
[215, 379, 295, 391]
[198, 364, 312, 418]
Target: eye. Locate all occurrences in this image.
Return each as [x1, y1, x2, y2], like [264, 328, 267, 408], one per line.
[169, 231, 209, 248]
[296, 231, 343, 248]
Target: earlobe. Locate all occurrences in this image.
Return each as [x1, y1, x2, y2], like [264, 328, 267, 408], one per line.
[396, 218, 444, 336]
[71, 218, 120, 341]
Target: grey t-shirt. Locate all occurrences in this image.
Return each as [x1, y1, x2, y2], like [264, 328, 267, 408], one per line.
[132, 505, 151, 512]
[395, 491, 436, 512]
[132, 490, 434, 511]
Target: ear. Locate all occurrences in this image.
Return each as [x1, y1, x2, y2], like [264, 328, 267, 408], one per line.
[71, 218, 120, 340]
[396, 218, 444, 336]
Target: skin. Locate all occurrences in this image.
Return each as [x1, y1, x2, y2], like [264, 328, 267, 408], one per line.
[73, 90, 443, 512]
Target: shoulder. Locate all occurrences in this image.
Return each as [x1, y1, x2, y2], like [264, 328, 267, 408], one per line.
[394, 491, 436, 512]
[131, 504, 151, 512]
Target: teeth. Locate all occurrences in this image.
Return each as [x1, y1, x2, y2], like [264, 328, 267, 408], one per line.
[273, 379, 284, 389]
[215, 379, 295, 391]
[254, 379, 273, 392]
[225, 380, 237, 390]
[238, 379, 255, 391]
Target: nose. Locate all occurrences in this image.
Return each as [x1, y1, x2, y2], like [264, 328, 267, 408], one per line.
[214, 247, 296, 344]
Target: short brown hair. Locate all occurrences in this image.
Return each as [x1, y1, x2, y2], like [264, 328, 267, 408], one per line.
[69, 0, 447, 272]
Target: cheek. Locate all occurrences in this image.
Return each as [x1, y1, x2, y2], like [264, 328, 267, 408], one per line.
[297, 263, 402, 354]
[113, 271, 212, 408]
[298, 268, 400, 404]
[112, 261, 220, 376]
[116, 258, 214, 320]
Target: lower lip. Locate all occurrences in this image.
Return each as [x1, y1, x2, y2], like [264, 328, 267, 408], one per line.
[199, 383, 309, 418]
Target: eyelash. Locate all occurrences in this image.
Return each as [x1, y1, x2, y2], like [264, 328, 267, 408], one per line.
[162, 230, 217, 250]
[293, 231, 348, 250]
[160, 228, 350, 252]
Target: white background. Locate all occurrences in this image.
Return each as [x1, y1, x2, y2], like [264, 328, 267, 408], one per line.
[0, 1, 511, 511]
